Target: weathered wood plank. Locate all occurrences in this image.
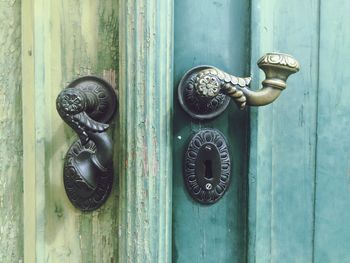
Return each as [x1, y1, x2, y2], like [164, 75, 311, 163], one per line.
[22, 1, 119, 262]
[249, 0, 319, 262]
[313, 1, 350, 262]
[0, 0, 23, 262]
[118, 0, 173, 262]
[173, 1, 250, 262]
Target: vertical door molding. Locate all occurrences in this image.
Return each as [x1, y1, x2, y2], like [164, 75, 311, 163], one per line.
[248, 0, 319, 262]
[118, 1, 173, 262]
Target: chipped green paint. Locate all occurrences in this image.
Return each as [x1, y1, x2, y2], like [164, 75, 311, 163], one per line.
[0, 0, 23, 262]
[22, 0, 119, 262]
[118, 0, 173, 262]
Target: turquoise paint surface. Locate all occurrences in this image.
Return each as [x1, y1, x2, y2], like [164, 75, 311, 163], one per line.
[313, 0, 350, 262]
[173, 0, 250, 262]
[249, 0, 350, 262]
[249, 0, 319, 262]
[173, 0, 350, 262]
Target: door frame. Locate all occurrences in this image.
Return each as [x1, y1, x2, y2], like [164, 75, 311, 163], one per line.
[118, 1, 173, 262]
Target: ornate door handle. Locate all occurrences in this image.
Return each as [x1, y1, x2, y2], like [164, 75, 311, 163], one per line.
[178, 52, 300, 119]
[56, 76, 117, 211]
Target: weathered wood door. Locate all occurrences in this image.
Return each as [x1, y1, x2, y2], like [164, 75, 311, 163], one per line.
[1, 1, 120, 262]
[174, 0, 350, 262]
[172, 1, 250, 262]
[247, 0, 350, 262]
[2, 0, 350, 263]
[1, 0, 172, 262]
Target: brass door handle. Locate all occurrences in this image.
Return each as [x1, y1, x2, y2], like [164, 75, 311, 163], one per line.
[56, 76, 117, 211]
[178, 52, 300, 119]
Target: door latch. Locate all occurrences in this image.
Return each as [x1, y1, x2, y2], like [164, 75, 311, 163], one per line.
[56, 76, 117, 211]
[178, 52, 300, 119]
[179, 53, 299, 204]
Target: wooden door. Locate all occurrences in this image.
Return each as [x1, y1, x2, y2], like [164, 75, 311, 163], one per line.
[2, 0, 350, 263]
[172, 1, 250, 262]
[248, 0, 350, 262]
[173, 0, 350, 262]
[1, 1, 120, 262]
[1, 0, 173, 262]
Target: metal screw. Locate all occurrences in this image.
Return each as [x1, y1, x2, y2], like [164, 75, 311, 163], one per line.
[205, 145, 212, 151]
[205, 183, 212, 190]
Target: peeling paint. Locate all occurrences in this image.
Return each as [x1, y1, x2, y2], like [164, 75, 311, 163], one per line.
[0, 0, 23, 262]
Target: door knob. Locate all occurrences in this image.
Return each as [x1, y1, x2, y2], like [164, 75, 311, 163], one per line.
[56, 76, 117, 211]
[178, 52, 300, 119]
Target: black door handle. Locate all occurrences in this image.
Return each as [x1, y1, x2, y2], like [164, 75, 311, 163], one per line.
[56, 76, 117, 211]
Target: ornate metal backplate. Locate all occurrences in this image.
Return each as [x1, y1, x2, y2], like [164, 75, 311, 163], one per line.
[66, 76, 117, 123]
[178, 66, 230, 120]
[64, 140, 113, 211]
[56, 76, 117, 212]
[184, 129, 231, 204]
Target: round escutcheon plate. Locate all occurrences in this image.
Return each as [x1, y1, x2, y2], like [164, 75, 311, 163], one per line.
[67, 76, 117, 123]
[178, 66, 230, 120]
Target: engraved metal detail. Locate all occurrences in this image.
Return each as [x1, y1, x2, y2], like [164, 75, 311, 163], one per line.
[178, 66, 230, 120]
[178, 53, 300, 120]
[184, 129, 231, 204]
[56, 76, 117, 211]
[58, 89, 86, 114]
[195, 73, 221, 97]
[193, 68, 250, 109]
[257, 53, 300, 71]
[64, 140, 113, 211]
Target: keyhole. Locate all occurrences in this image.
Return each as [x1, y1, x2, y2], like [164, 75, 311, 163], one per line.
[204, 160, 213, 180]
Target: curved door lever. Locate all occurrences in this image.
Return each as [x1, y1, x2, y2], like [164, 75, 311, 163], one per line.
[56, 76, 117, 211]
[178, 52, 300, 119]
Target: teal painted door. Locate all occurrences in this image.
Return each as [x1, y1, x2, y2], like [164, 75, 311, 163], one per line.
[248, 0, 350, 262]
[173, 1, 250, 262]
[173, 0, 350, 263]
